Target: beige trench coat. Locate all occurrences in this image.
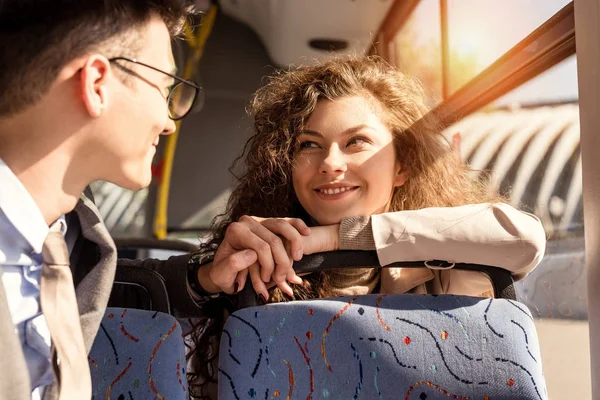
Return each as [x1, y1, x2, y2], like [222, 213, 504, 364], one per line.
[332, 203, 547, 298]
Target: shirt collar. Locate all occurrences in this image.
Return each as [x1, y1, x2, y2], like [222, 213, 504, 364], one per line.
[0, 158, 49, 253]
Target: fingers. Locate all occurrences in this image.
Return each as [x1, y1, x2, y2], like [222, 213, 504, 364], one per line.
[249, 263, 269, 301]
[209, 249, 257, 294]
[226, 219, 278, 282]
[234, 268, 248, 294]
[223, 216, 311, 287]
[260, 218, 306, 261]
[284, 218, 311, 236]
[287, 268, 303, 285]
[235, 216, 297, 283]
[249, 263, 296, 300]
[256, 218, 310, 284]
[283, 240, 302, 285]
[273, 279, 294, 298]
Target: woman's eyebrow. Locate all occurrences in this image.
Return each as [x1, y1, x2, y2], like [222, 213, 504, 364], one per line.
[299, 125, 376, 137]
[298, 129, 323, 137]
[342, 124, 376, 135]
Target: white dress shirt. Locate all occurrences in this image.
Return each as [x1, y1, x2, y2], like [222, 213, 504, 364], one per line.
[0, 158, 61, 398]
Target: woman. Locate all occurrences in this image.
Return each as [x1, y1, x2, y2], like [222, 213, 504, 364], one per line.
[187, 55, 546, 398]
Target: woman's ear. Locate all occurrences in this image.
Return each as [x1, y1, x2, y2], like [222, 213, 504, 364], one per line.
[394, 164, 408, 187]
[78, 55, 111, 118]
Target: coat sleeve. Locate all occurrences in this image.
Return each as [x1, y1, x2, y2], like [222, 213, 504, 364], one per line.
[340, 203, 547, 280]
[110, 254, 205, 318]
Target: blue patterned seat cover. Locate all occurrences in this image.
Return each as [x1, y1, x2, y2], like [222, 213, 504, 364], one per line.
[89, 307, 188, 399]
[218, 294, 547, 400]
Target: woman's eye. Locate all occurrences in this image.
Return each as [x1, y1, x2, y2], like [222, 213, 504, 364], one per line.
[347, 136, 369, 147]
[298, 141, 320, 150]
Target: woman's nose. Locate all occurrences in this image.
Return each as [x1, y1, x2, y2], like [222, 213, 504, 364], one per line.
[320, 146, 347, 175]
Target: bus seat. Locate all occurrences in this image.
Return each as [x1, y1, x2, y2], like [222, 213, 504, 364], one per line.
[218, 294, 547, 399]
[89, 307, 188, 399]
[89, 238, 197, 398]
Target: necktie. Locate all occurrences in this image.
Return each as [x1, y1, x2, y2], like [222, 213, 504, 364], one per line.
[40, 222, 92, 399]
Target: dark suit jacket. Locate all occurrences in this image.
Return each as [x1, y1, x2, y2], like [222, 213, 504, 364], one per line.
[0, 190, 199, 399]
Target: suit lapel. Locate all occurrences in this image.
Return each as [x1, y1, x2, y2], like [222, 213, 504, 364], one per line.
[0, 265, 31, 398]
[71, 193, 117, 353]
[44, 192, 118, 400]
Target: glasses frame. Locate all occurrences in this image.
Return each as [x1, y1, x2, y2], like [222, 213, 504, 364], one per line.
[109, 56, 202, 121]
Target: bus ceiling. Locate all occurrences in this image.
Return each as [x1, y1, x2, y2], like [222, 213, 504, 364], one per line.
[218, 0, 396, 67]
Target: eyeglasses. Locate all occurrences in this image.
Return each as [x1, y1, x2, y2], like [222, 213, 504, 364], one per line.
[109, 56, 202, 121]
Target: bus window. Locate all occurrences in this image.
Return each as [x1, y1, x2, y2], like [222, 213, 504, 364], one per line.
[392, 0, 572, 104]
[443, 53, 589, 399]
[392, 0, 443, 105]
[445, 0, 571, 93]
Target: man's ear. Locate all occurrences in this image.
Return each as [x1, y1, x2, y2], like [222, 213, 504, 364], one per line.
[79, 55, 111, 118]
[394, 164, 408, 187]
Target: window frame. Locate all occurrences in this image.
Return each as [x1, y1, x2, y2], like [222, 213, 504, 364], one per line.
[574, 0, 600, 396]
[373, 1, 575, 126]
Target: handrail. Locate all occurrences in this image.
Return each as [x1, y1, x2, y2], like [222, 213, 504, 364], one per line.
[153, 5, 218, 239]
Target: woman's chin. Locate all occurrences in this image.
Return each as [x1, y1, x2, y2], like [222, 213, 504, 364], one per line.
[312, 214, 351, 226]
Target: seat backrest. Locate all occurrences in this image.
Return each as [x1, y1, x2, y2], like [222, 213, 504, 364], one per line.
[89, 307, 188, 399]
[218, 294, 547, 400]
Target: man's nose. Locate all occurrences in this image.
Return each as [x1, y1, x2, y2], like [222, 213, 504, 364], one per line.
[320, 145, 347, 175]
[162, 118, 177, 136]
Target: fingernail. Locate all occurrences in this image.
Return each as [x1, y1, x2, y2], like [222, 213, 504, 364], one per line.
[294, 250, 302, 260]
[259, 293, 267, 304]
[234, 282, 239, 293]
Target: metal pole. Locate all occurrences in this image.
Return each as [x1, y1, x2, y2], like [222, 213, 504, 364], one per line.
[440, 0, 450, 99]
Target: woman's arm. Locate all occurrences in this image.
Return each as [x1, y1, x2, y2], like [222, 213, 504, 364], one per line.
[337, 203, 547, 280]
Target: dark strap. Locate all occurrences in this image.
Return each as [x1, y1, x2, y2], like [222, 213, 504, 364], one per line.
[293, 251, 515, 299]
[109, 238, 195, 315]
[236, 250, 516, 309]
[112, 265, 171, 313]
[114, 237, 198, 253]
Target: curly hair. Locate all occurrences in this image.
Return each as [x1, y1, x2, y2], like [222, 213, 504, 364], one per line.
[186, 55, 501, 398]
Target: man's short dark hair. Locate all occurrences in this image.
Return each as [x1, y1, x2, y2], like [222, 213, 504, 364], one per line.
[0, 0, 195, 117]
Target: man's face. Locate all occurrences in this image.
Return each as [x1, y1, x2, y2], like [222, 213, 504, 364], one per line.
[92, 13, 177, 190]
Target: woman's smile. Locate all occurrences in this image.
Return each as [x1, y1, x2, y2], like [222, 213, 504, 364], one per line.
[314, 185, 359, 200]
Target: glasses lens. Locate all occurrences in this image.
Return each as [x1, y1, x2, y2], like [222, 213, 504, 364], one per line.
[168, 82, 198, 120]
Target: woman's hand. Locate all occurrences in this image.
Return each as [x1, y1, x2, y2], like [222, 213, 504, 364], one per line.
[199, 216, 310, 299]
[243, 222, 341, 300]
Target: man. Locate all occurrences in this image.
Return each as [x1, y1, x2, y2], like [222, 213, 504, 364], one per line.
[0, 1, 202, 398]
